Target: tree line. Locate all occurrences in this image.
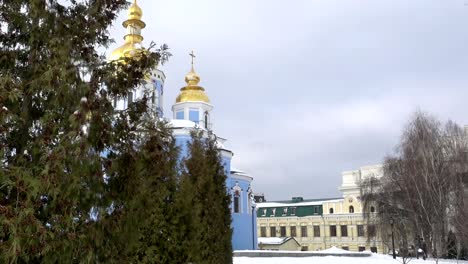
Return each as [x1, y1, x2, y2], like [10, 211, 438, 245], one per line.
[0, 1, 232, 263]
[361, 112, 468, 262]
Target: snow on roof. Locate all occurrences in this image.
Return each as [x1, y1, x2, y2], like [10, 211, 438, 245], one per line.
[168, 119, 200, 129]
[258, 237, 295, 245]
[231, 167, 250, 176]
[257, 198, 343, 208]
[231, 167, 244, 173]
[216, 140, 225, 149]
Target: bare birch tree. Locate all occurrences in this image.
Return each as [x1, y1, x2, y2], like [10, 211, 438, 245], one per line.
[361, 112, 468, 261]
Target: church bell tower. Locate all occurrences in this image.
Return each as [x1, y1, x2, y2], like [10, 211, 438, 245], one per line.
[172, 51, 213, 129]
[109, 0, 165, 117]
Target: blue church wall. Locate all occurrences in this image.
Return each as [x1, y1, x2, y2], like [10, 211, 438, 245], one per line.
[173, 133, 256, 250]
[174, 135, 191, 157]
[227, 177, 257, 250]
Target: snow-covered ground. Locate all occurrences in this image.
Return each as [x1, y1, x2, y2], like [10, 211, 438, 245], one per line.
[234, 254, 468, 264]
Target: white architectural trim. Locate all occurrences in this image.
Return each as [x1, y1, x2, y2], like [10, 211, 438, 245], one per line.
[231, 173, 253, 182]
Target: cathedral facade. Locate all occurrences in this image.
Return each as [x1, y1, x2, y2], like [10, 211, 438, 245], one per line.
[110, 0, 257, 251]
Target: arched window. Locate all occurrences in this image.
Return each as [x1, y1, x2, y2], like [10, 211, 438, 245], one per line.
[232, 182, 242, 214]
[349, 206, 354, 213]
[247, 186, 253, 215]
[370, 206, 375, 213]
[233, 191, 240, 213]
[329, 208, 334, 214]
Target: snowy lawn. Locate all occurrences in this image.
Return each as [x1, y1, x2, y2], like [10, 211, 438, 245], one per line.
[234, 254, 468, 264]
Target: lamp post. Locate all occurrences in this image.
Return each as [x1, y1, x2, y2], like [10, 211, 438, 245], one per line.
[390, 219, 396, 259]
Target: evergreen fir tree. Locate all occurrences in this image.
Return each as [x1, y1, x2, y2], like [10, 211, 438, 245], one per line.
[129, 121, 181, 263]
[178, 130, 233, 264]
[0, 0, 171, 262]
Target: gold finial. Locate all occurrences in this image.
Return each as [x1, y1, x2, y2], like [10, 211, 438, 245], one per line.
[185, 51, 200, 86]
[126, 0, 144, 25]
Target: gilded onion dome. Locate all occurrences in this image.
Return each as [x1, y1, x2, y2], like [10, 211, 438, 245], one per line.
[109, 0, 147, 61]
[175, 52, 210, 103]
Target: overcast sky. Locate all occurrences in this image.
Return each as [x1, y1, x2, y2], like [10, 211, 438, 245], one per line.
[108, 0, 468, 201]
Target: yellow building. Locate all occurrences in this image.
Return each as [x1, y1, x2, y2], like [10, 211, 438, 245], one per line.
[256, 165, 388, 253]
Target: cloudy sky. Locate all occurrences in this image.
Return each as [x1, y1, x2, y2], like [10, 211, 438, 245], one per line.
[108, 0, 468, 200]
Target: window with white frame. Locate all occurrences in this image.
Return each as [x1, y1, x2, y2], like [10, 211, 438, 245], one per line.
[232, 182, 242, 214]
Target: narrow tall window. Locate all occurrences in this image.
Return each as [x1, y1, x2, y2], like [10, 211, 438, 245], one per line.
[204, 111, 209, 129]
[314, 207, 319, 214]
[260, 227, 266, 237]
[234, 195, 240, 213]
[370, 206, 375, 213]
[349, 206, 354, 213]
[262, 209, 266, 216]
[313, 226, 320, 237]
[341, 225, 348, 237]
[270, 226, 276, 237]
[301, 226, 308, 237]
[329, 208, 334, 214]
[282, 208, 287, 216]
[232, 183, 242, 214]
[290, 226, 297, 237]
[357, 225, 365, 237]
[280, 226, 286, 237]
[330, 225, 337, 237]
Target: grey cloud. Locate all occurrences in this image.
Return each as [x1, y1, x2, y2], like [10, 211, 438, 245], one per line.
[108, 0, 468, 200]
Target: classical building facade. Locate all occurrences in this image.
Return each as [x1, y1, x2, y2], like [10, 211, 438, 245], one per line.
[109, 0, 257, 251]
[257, 165, 387, 253]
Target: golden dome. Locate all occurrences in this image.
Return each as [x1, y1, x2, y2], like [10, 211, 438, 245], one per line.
[176, 86, 210, 103]
[109, 42, 147, 61]
[108, 0, 146, 61]
[176, 58, 210, 103]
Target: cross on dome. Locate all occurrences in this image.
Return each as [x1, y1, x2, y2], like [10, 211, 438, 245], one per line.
[189, 50, 196, 67]
[185, 50, 201, 86]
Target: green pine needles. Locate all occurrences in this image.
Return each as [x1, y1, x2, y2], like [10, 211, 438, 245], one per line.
[176, 131, 233, 264]
[0, 1, 232, 263]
